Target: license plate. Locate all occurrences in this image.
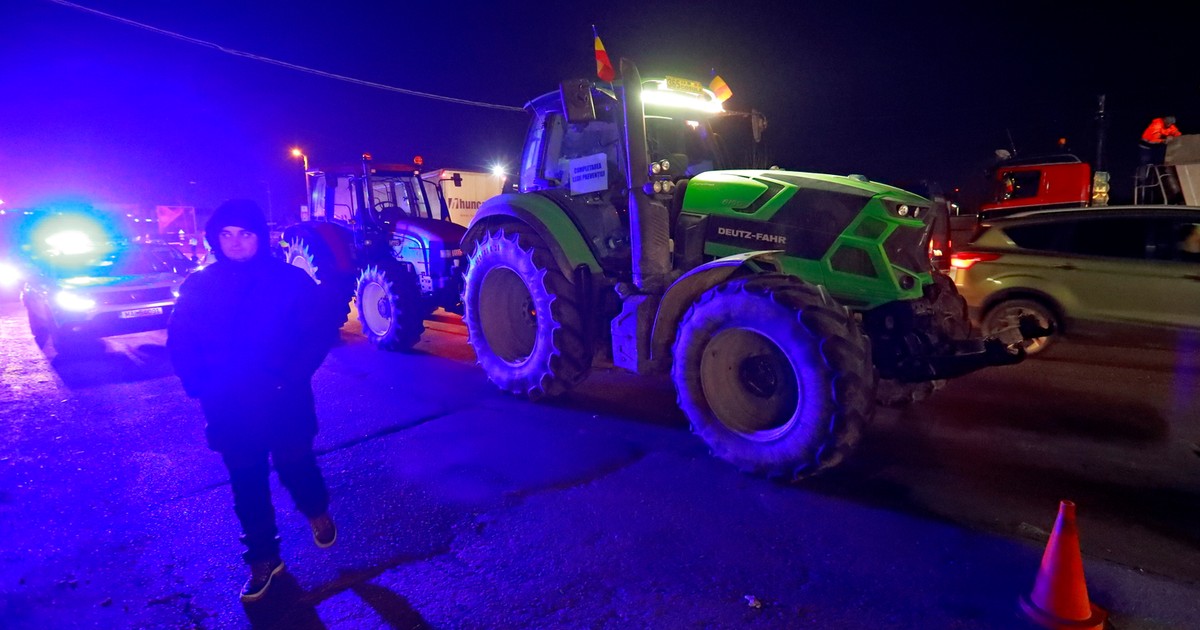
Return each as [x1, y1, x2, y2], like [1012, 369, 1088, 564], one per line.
[119, 306, 163, 319]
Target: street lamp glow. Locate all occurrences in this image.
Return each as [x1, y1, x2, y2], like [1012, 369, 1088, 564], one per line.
[290, 147, 308, 170]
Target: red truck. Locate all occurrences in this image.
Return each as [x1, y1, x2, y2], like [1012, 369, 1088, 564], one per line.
[978, 135, 1200, 223]
[977, 153, 1105, 222]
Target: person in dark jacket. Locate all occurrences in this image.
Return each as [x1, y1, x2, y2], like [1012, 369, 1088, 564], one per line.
[167, 199, 338, 602]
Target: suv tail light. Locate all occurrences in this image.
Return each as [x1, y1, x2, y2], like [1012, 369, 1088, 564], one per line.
[949, 251, 1001, 270]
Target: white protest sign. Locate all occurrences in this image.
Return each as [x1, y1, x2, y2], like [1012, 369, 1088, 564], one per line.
[569, 153, 609, 195]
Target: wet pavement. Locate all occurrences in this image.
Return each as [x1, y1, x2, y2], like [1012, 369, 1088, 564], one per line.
[1, 298, 1198, 629]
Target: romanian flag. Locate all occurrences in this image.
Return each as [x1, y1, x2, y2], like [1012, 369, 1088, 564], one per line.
[593, 26, 615, 82]
[709, 73, 732, 102]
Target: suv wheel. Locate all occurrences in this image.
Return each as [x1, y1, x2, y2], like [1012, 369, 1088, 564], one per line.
[982, 299, 1057, 355]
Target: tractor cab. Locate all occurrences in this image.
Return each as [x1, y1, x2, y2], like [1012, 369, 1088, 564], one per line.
[519, 76, 766, 196]
[515, 76, 768, 274]
[307, 156, 451, 227]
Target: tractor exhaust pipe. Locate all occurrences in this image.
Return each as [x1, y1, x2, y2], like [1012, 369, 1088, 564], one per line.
[618, 58, 672, 294]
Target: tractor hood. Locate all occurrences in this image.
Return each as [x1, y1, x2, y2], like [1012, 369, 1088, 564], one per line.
[389, 216, 467, 249]
[686, 170, 931, 206]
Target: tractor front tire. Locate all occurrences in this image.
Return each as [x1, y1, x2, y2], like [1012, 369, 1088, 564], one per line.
[356, 263, 425, 351]
[672, 274, 875, 481]
[463, 225, 591, 400]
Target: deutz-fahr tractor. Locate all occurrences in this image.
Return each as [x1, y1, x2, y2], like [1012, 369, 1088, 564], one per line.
[460, 59, 1048, 481]
[282, 155, 468, 350]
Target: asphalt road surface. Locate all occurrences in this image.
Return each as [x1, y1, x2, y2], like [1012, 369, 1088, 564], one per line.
[1, 297, 1197, 629]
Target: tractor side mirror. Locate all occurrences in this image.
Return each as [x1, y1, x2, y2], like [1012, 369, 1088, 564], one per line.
[560, 79, 596, 124]
[451, 173, 463, 188]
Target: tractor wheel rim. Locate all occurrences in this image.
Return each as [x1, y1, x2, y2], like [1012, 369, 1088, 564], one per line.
[361, 281, 391, 336]
[479, 266, 536, 364]
[699, 328, 800, 440]
[288, 248, 316, 280]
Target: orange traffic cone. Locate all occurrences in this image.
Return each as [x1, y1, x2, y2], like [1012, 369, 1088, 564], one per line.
[1020, 500, 1108, 630]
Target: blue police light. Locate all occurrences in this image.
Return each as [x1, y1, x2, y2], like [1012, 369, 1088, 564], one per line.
[44, 229, 95, 255]
[23, 208, 123, 272]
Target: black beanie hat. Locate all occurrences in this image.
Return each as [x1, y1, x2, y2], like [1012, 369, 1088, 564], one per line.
[205, 199, 270, 261]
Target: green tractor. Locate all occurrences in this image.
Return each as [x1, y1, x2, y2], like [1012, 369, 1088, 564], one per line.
[283, 155, 467, 350]
[460, 60, 1046, 480]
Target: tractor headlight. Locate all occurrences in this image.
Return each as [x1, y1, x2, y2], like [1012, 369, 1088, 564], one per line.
[55, 290, 96, 312]
[883, 200, 928, 219]
[651, 162, 662, 176]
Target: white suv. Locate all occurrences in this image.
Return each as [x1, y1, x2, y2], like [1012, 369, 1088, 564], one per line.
[951, 206, 1200, 354]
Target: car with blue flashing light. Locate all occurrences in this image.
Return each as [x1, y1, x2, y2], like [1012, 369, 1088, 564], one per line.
[19, 226, 195, 350]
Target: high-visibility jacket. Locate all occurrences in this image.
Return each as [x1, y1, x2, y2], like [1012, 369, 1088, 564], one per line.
[1141, 118, 1182, 144]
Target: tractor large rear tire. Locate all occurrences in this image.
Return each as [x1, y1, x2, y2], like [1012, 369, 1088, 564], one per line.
[463, 225, 592, 400]
[672, 274, 875, 481]
[284, 228, 356, 331]
[356, 262, 425, 351]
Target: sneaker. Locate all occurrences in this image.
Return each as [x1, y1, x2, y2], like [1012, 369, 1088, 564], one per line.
[310, 513, 337, 549]
[240, 558, 285, 603]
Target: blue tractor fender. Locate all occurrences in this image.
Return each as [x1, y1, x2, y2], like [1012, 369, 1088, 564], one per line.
[649, 250, 786, 365]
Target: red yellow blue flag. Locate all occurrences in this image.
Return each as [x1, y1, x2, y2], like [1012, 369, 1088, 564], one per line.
[709, 72, 732, 102]
[593, 26, 616, 82]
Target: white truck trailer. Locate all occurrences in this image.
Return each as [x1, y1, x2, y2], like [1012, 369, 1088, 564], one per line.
[420, 168, 505, 227]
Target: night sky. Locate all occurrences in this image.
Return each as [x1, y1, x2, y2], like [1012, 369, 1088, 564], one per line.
[2, 0, 1195, 218]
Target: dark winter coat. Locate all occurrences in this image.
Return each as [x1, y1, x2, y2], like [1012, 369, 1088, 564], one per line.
[167, 255, 333, 452]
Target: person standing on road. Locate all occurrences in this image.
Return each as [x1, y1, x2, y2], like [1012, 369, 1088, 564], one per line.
[167, 199, 338, 603]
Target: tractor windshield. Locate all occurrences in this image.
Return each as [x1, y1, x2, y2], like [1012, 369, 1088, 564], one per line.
[646, 114, 717, 176]
[367, 173, 437, 220]
[644, 108, 768, 173]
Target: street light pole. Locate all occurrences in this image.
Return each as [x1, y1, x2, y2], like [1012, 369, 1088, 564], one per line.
[290, 147, 310, 220]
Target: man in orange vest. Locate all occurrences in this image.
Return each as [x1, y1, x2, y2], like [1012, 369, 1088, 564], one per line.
[1139, 115, 1181, 166]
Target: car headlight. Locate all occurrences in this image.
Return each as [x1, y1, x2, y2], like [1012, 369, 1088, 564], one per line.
[54, 290, 97, 312]
[0, 262, 20, 288]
